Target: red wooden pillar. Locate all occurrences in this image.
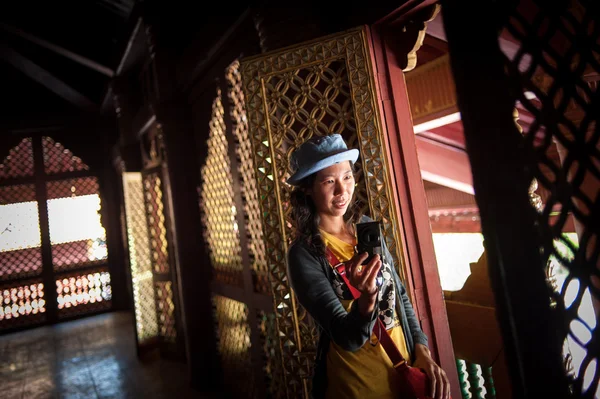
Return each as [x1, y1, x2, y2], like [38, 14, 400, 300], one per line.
[369, 6, 461, 399]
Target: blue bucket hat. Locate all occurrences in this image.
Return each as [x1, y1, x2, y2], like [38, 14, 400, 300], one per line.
[286, 134, 359, 186]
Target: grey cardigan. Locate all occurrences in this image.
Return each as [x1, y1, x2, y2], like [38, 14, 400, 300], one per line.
[286, 219, 428, 398]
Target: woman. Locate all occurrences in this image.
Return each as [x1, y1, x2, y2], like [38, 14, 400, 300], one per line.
[286, 134, 450, 399]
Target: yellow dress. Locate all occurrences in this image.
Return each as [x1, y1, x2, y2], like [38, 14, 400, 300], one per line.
[320, 229, 411, 399]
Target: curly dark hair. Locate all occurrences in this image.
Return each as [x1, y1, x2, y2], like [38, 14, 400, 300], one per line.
[290, 164, 362, 257]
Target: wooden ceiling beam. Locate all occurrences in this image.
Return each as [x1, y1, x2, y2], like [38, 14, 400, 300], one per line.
[0, 42, 98, 111]
[429, 212, 482, 234]
[0, 23, 115, 77]
[100, 5, 143, 114]
[94, 0, 131, 16]
[416, 135, 474, 194]
[413, 111, 461, 134]
[375, 0, 439, 26]
[422, 33, 448, 53]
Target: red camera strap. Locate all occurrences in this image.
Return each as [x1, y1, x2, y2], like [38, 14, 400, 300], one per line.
[325, 247, 407, 369]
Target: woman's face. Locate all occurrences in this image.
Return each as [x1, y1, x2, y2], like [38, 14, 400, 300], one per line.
[309, 161, 355, 219]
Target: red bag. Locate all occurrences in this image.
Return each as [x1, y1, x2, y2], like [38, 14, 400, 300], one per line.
[395, 362, 432, 399]
[325, 248, 438, 399]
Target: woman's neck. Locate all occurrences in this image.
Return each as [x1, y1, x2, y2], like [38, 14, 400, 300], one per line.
[318, 214, 347, 236]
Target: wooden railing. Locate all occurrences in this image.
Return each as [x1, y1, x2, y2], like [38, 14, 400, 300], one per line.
[456, 359, 497, 399]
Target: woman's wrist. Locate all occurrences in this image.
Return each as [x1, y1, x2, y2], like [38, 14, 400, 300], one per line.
[414, 343, 431, 359]
[357, 291, 378, 317]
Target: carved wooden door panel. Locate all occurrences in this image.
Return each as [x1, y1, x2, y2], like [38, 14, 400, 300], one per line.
[120, 124, 185, 360]
[240, 26, 410, 398]
[121, 170, 161, 355]
[442, 0, 599, 397]
[140, 165, 183, 358]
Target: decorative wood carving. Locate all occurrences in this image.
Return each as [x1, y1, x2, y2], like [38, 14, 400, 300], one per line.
[406, 54, 458, 125]
[385, 4, 440, 72]
[140, 122, 166, 169]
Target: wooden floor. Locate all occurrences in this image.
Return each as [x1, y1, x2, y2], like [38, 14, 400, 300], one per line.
[0, 311, 208, 399]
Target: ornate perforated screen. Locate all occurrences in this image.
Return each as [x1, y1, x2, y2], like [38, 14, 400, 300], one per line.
[0, 136, 112, 331]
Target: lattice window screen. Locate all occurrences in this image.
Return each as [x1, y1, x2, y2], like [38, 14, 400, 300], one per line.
[0, 280, 46, 327]
[42, 136, 89, 175]
[46, 177, 108, 271]
[122, 172, 159, 344]
[0, 184, 42, 281]
[212, 295, 256, 398]
[56, 268, 112, 318]
[0, 138, 35, 179]
[155, 281, 176, 343]
[0, 136, 110, 330]
[141, 169, 178, 346]
[143, 172, 170, 275]
[225, 60, 270, 295]
[257, 309, 285, 398]
[497, 2, 598, 396]
[199, 87, 245, 287]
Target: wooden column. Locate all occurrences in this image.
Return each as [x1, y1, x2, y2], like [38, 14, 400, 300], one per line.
[32, 136, 58, 324]
[156, 101, 223, 392]
[111, 76, 145, 315]
[111, 78, 137, 146]
[142, 13, 223, 392]
[99, 144, 130, 312]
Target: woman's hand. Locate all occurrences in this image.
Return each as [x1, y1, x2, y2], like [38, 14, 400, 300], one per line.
[345, 252, 381, 296]
[412, 344, 451, 399]
[344, 252, 381, 317]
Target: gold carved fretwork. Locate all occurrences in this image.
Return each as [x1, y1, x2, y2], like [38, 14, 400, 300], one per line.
[406, 54, 458, 125]
[200, 87, 245, 287]
[240, 26, 406, 398]
[387, 4, 441, 72]
[212, 295, 256, 398]
[225, 60, 270, 294]
[122, 172, 159, 345]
